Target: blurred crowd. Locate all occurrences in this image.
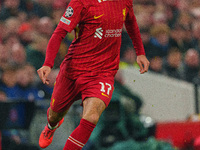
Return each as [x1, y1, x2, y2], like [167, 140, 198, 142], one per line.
[121, 0, 200, 84]
[0, 0, 200, 149]
[0, 0, 72, 101]
[0, 0, 200, 100]
[0, 1, 71, 146]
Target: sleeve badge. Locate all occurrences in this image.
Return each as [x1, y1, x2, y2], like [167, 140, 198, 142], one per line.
[65, 6, 74, 18]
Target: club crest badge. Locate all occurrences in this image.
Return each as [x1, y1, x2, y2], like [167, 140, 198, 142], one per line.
[65, 6, 74, 18]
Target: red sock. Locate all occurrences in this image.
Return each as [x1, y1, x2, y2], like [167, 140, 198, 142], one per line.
[47, 108, 58, 127]
[63, 119, 96, 150]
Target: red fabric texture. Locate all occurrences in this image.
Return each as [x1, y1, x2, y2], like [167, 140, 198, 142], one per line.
[50, 72, 114, 113]
[156, 121, 200, 149]
[43, 26, 67, 68]
[125, 7, 145, 56]
[43, 0, 145, 79]
[63, 119, 96, 150]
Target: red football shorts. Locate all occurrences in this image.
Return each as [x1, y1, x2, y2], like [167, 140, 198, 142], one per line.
[50, 70, 115, 113]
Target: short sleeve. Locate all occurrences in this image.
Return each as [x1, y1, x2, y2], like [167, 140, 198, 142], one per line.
[58, 0, 84, 33]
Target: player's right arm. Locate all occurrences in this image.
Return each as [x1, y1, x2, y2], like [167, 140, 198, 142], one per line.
[37, 25, 68, 84]
[37, 66, 51, 84]
[37, 0, 84, 84]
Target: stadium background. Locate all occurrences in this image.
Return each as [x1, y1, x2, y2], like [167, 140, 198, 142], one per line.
[0, 0, 200, 149]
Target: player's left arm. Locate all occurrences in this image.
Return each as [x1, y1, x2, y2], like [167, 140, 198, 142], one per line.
[124, 5, 149, 74]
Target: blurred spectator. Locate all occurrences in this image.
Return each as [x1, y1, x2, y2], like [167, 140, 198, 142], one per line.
[26, 14, 40, 31]
[190, 1, 200, 19]
[149, 23, 171, 57]
[4, 17, 21, 34]
[134, 4, 154, 28]
[191, 20, 200, 52]
[140, 27, 161, 59]
[162, 47, 182, 79]
[17, 11, 27, 23]
[182, 48, 200, 83]
[10, 43, 26, 66]
[3, 33, 21, 52]
[18, 22, 34, 47]
[34, 0, 54, 17]
[169, 23, 193, 54]
[37, 17, 54, 38]
[119, 47, 139, 69]
[19, 0, 49, 18]
[0, 63, 40, 149]
[152, 9, 168, 25]
[52, 0, 69, 10]
[16, 64, 43, 101]
[25, 63, 37, 83]
[26, 33, 48, 70]
[177, 12, 193, 31]
[52, 0, 68, 24]
[161, 0, 180, 28]
[0, 65, 20, 99]
[0, 0, 21, 20]
[149, 56, 163, 74]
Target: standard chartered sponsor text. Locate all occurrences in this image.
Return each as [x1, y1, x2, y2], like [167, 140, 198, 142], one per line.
[105, 29, 122, 37]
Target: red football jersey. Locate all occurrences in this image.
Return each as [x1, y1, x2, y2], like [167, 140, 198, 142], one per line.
[45, 0, 145, 79]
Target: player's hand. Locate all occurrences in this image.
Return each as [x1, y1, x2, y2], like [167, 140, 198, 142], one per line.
[37, 66, 51, 84]
[136, 55, 150, 74]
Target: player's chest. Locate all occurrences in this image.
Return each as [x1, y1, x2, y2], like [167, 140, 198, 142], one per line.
[84, 1, 127, 26]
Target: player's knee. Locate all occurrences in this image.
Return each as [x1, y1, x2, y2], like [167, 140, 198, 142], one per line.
[48, 113, 62, 123]
[84, 113, 100, 125]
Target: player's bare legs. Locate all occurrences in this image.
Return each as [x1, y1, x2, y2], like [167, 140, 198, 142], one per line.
[48, 107, 68, 124]
[63, 97, 106, 150]
[82, 97, 106, 124]
[39, 107, 68, 148]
